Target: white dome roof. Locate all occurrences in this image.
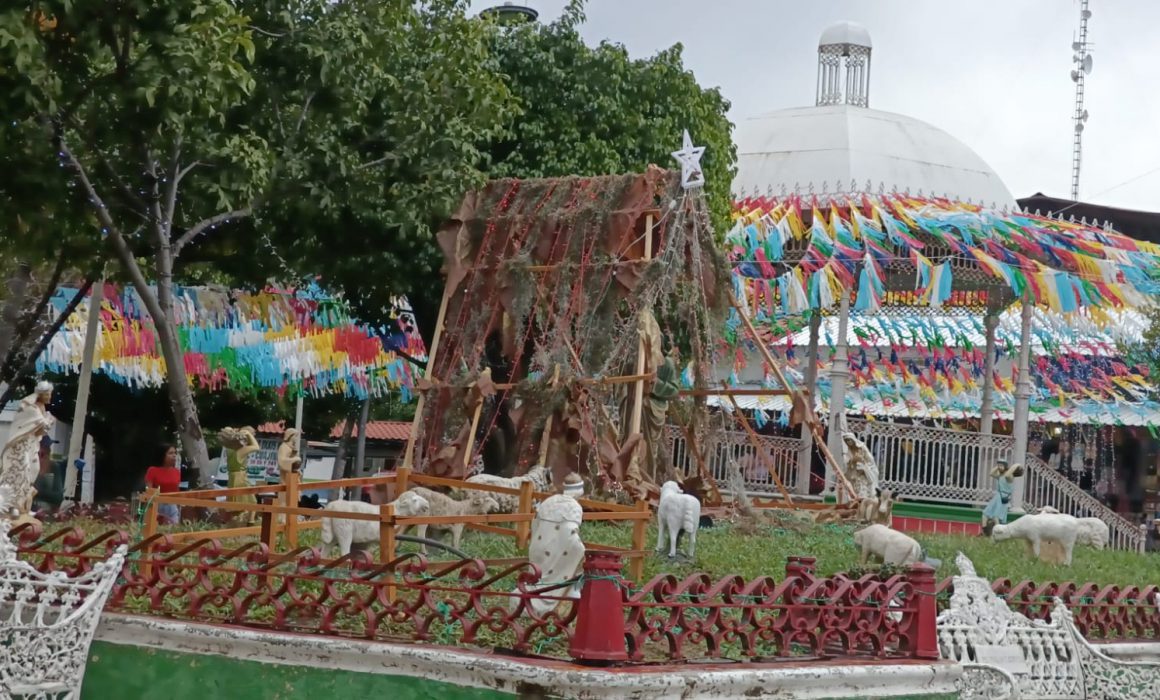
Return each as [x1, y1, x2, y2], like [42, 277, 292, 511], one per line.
[819, 21, 872, 48]
[733, 104, 1016, 207]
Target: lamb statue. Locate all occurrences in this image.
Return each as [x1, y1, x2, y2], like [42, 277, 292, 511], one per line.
[655, 480, 700, 559]
[515, 494, 585, 614]
[840, 432, 879, 502]
[321, 491, 430, 557]
[853, 524, 923, 566]
[1031, 507, 1110, 550]
[857, 488, 897, 526]
[404, 487, 500, 553]
[991, 512, 1080, 566]
[465, 465, 551, 513]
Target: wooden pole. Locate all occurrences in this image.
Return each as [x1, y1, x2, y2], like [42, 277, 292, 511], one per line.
[726, 394, 793, 505]
[727, 293, 854, 499]
[141, 486, 159, 580]
[64, 278, 104, 505]
[352, 397, 370, 500]
[629, 499, 649, 581]
[537, 365, 561, 468]
[284, 471, 300, 548]
[402, 284, 454, 470]
[380, 502, 397, 602]
[258, 494, 276, 551]
[628, 214, 654, 465]
[460, 392, 485, 470]
[515, 480, 534, 549]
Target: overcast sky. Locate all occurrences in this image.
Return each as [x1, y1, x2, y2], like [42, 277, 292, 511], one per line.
[469, 0, 1160, 211]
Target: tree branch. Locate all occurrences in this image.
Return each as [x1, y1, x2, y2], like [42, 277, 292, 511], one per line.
[162, 137, 186, 235]
[0, 278, 95, 408]
[172, 208, 253, 257]
[355, 153, 398, 171]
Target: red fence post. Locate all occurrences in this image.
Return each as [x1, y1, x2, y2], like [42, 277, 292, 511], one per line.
[569, 550, 628, 664]
[907, 562, 939, 660]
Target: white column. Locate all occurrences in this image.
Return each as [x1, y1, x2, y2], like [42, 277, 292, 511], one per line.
[796, 313, 821, 494]
[1009, 301, 1034, 511]
[294, 393, 305, 455]
[825, 288, 852, 496]
[978, 311, 999, 496]
[64, 280, 104, 505]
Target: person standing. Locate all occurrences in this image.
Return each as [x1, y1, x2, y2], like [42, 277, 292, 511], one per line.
[144, 444, 182, 524]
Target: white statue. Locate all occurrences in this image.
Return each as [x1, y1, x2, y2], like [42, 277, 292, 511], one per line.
[0, 381, 55, 524]
[992, 512, 1081, 566]
[840, 432, 879, 501]
[853, 524, 923, 566]
[517, 494, 585, 614]
[656, 480, 700, 559]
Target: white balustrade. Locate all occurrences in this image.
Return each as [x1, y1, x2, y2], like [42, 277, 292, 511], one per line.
[667, 427, 800, 494]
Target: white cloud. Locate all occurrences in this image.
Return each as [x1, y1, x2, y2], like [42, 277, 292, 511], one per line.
[470, 0, 1160, 210]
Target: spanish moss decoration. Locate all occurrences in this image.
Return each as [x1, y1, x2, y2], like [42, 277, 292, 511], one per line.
[35, 283, 424, 400]
[413, 167, 732, 497]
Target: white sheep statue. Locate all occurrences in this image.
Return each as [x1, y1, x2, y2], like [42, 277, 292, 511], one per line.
[464, 465, 551, 513]
[321, 491, 430, 557]
[1032, 507, 1110, 551]
[403, 487, 500, 553]
[853, 524, 923, 566]
[991, 512, 1080, 566]
[656, 481, 701, 559]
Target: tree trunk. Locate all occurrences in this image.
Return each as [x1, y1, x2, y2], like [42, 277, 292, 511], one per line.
[350, 398, 370, 500]
[0, 279, 94, 408]
[0, 263, 33, 368]
[153, 250, 212, 486]
[330, 411, 356, 483]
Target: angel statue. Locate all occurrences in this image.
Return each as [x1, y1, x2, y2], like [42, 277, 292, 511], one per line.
[0, 381, 56, 524]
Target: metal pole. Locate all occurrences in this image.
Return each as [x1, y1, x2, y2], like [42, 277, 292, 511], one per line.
[1010, 302, 1034, 511]
[294, 393, 304, 455]
[64, 279, 104, 505]
[796, 313, 821, 494]
[825, 289, 852, 498]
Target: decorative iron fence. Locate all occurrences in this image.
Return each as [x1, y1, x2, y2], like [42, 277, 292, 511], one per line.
[11, 526, 949, 664]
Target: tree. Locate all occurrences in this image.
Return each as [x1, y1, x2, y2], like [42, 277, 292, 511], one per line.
[1, 0, 514, 484]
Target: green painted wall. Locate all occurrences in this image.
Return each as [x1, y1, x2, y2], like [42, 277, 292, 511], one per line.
[83, 642, 513, 700]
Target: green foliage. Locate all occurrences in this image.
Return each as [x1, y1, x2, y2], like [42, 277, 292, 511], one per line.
[485, 1, 736, 235]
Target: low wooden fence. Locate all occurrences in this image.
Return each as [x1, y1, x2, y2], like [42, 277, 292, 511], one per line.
[141, 467, 652, 580]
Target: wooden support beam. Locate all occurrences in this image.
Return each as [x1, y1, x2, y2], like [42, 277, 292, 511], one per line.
[727, 293, 856, 499]
[401, 281, 454, 470]
[726, 393, 794, 506]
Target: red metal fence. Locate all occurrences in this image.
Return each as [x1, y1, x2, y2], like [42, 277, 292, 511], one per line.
[10, 524, 1159, 665]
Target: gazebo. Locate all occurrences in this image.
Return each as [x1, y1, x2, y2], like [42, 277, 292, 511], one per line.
[720, 22, 1160, 520]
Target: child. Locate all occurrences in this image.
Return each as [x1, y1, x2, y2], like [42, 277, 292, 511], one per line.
[981, 459, 1024, 536]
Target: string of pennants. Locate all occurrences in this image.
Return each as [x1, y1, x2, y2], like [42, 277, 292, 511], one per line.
[35, 283, 426, 400]
[727, 194, 1160, 319]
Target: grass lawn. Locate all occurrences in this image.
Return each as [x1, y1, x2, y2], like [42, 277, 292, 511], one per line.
[50, 510, 1160, 587]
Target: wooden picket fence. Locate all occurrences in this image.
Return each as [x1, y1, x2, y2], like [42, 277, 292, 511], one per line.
[140, 467, 652, 581]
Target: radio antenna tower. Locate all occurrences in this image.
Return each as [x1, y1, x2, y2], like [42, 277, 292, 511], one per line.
[1069, 0, 1094, 200]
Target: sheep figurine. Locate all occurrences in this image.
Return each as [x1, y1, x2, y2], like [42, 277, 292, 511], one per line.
[465, 465, 551, 513]
[403, 487, 500, 553]
[1030, 507, 1109, 551]
[991, 512, 1080, 566]
[655, 481, 701, 559]
[857, 488, 897, 527]
[321, 491, 430, 557]
[853, 524, 923, 566]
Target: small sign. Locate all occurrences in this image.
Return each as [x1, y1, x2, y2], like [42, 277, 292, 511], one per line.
[972, 644, 1029, 674]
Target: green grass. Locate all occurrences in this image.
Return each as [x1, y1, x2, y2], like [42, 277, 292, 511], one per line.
[50, 510, 1159, 588]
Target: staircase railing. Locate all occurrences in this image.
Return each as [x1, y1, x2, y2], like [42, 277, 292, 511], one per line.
[1022, 454, 1146, 553]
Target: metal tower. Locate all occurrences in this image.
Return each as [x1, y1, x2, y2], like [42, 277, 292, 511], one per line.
[1070, 1, 1094, 200]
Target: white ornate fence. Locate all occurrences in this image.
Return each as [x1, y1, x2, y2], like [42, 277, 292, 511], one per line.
[666, 427, 800, 494]
[666, 416, 1145, 552]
